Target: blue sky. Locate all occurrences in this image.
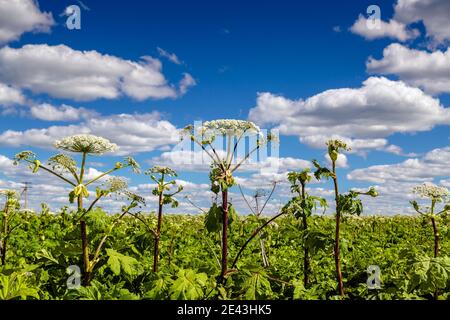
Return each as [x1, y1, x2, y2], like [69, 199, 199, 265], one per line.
[0, 0, 449, 215]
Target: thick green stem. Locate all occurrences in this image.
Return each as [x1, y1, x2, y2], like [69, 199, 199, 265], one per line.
[431, 217, 439, 258]
[301, 182, 310, 287]
[225, 134, 233, 167]
[77, 197, 83, 212]
[0, 239, 5, 266]
[219, 189, 229, 282]
[79, 152, 87, 183]
[78, 152, 90, 284]
[332, 161, 344, 297]
[153, 193, 164, 272]
[80, 220, 90, 286]
[431, 200, 439, 300]
[1, 205, 8, 266]
[77, 153, 87, 214]
[430, 201, 439, 258]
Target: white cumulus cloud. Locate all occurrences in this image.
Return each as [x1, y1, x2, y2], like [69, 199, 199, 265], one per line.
[0, 0, 54, 44]
[367, 43, 450, 95]
[394, 0, 450, 44]
[0, 82, 25, 106]
[29, 103, 99, 121]
[248, 77, 450, 151]
[0, 44, 193, 101]
[347, 147, 450, 184]
[350, 0, 450, 45]
[350, 14, 419, 42]
[0, 112, 179, 155]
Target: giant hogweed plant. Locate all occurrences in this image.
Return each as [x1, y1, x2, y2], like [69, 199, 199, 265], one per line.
[182, 119, 277, 282]
[142, 166, 183, 272]
[282, 169, 327, 287]
[410, 183, 450, 258]
[13, 134, 140, 285]
[14, 134, 140, 210]
[312, 139, 377, 297]
[0, 190, 20, 266]
[81, 179, 145, 285]
[409, 183, 450, 299]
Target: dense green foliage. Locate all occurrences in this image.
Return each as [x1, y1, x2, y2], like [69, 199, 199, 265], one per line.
[1, 208, 450, 300]
[2, 134, 448, 300]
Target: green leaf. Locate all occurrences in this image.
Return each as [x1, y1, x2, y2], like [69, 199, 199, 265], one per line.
[36, 249, 59, 265]
[338, 193, 363, 216]
[205, 203, 238, 233]
[106, 249, 141, 276]
[144, 277, 169, 299]
[304, 230, 331, 255]
[205, 203, 222, 233]
[169, 269, 208, 300]
[407, 255, 450, 294]
[242, 270, 272, 300]
[312, 160, 333, 181]
[107, 253, 121, 276]
[0, 273, 40, 300]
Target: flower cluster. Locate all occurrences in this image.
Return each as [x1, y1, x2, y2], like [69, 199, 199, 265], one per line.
[200, 119, 261, 137]
[48, 154, 77, 173]
[95, 177, 129, 200]
[326, 139, 351, 162]
[125, 156, 140, 173]
[326, 139, 351, 152]
[13, 151, 36, 164]
[54, 134, 118, 154]
[0, 189, 18, 199]
[0, 189, 19, 211]
[123, 191, 146, 206]
[147, 166, 178, 177]
[103, 177, 128, 193]
[412, 183, 449, 201]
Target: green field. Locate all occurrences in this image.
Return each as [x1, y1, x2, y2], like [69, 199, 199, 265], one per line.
[1, 209, 450, 300]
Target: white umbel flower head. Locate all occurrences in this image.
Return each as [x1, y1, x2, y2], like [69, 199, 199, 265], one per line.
[413, 183, 449, 201]
[54, 134, 118, 154]
[104, 177, 128, 193]
[0, 189, 18, 199]
[200, 119, 261, 137]
[147, 165, 178, 176]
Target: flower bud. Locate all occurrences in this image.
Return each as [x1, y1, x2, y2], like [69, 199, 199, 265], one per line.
[32, 160, 41, 173]
[330, 150, 338, 162]
[73, 184, 89, 198]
